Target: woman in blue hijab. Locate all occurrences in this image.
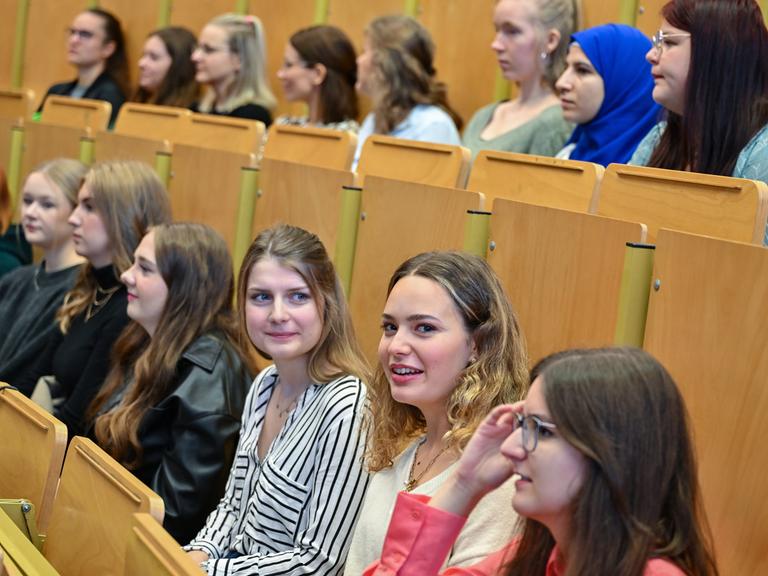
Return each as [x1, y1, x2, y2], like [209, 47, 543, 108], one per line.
[555, 24, 660, 166]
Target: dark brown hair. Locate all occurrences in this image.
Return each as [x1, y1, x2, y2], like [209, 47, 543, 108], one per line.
[504, 347, 718, 576]
[90, 223, 253, 467]
[290, 25, 359, 124]
[366, 15, 463, 133]
[647, 0, 768, 175]
[86, 8, 130, 98]
[133, 27, 199, 107]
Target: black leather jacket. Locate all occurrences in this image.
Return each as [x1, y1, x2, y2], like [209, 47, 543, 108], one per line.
[130, 333, 253, 544]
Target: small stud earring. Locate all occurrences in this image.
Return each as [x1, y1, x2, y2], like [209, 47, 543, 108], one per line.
[540, 51, 548, 61]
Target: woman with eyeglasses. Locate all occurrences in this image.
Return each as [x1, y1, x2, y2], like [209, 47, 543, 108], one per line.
[630, 0, 768, 244]
[364, 347, 719, 576]
[40, 8, 129, 127]
[344, 251, 529, 575]
[275, 25, 359, 132]
[191, 13, 276, 126]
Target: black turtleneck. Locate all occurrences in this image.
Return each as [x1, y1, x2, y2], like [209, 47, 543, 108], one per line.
[14, 265, 129, 436]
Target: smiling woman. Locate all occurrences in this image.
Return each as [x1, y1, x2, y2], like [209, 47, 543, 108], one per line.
[343, 251, 529, 575]
[133, 27, 199, 108]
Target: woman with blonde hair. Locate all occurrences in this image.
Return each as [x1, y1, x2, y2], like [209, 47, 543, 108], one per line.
[352, 15, 463, 169]
[89, 223, 253, 544]
[344, 251, 529, 575]
[186, 224, 370, 573]
[462, 0, 577, 160]
[16, 161, 171, 437]
[192, 13, 276, 124]
[0, 159, 87, 385]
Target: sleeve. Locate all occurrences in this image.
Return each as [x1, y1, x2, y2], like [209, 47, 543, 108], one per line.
[733, 126, 768, 246]
[185, 375, 262, 558]
[150, 409, 242, 545]
[205, 380, 370, 576]
[54, 314, 128, 436]
[629, 123, 664, 166]
[352, 113, 375, 171]
[10, 328, 61, 396]
[361, 492, 509, 576]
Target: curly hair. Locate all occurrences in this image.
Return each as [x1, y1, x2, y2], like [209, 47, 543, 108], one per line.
[364, 251, 529, 472]
[365, 15, 462, 134]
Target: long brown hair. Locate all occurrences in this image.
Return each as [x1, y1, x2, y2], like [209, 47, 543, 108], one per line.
[290, 25, 359, 124]
[57, 161, 171, 333]
[238, 224, 369, 384]
[647, 0, 768, 175]
[133, 27, 199, 107]
[365, 15, 463, 133]
[504, 347, 718, 576]
[90, 223, 253, 468]
[86, 8, 130, 98]
[364, 251, 528, 472]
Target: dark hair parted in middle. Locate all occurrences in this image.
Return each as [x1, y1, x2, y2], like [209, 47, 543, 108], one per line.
[290, 25, 359, 124]
[134, 26, 199, 107]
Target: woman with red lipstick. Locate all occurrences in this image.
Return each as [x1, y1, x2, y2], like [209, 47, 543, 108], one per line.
[185, 224, 370, 574]
[462, 0, 577, 161]
[344, 251, 529, 575]
[88, 222, 253, 545]
[0, 159, 87, 387]
[365, 347, 719, 576]
[14, 161, 171, 438]
[630, 0, 768, 244]
[40, 8, 129, 127]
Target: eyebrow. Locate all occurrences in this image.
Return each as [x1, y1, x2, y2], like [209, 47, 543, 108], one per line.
[381, 313, 442, 322]
[247, 285, 308, 292]
[136, 255, 156, 267]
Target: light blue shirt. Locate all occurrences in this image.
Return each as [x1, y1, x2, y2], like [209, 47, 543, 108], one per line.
[352, 104, 461, 170]
[631, 121, 768, 245]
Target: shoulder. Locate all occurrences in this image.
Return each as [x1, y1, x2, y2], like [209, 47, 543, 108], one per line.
[408, 104, 455, 125]
[402, 105, 461, 144]
[629, 121, 666, 166]
[230, 103, 272, 125]
[312, 374, 367, 420]
[0, 264, 35, 288]
[275, 115, 307, 126]
[735, 121, 768, 175]
[46, 80, 77, 96]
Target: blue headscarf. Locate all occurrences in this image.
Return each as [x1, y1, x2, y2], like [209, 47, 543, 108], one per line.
[565, 24, 660, 166]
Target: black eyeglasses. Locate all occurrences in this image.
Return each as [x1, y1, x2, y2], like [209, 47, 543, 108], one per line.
[514, 412, 557, 453]
[67, 27, 97, 40]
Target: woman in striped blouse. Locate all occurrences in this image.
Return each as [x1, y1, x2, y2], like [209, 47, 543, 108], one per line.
[186, 224, 370, 575]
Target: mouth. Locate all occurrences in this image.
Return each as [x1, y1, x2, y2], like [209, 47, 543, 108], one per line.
[126, 293, 137, 302]
[515, 472, 532, 484]
[266, 332, 297, 340]
[388, 364, 424, 384]
[560, 98, 574, 107]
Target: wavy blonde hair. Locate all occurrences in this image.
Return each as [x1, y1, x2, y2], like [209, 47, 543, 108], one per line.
[198, 13, 277, 114]
[57, 161, 171, 333]
[364, 251, 529, 472]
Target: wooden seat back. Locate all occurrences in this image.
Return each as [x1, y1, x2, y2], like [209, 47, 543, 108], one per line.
[93, 131, 170, 167]
[40, 96, 110, 131]
[488, 199, 647, 365]
[643, 229, 768, 576]
[597, 163, 768, 244]
[262, 124, 357, 170]
[112, 103, 192, 141]
[356, 135, 471, 188]
[467, 150, 603, 213]
[124, 514, 201, 576]
[348, 176, 483, 361]
[44, 437, 163, 576]
[20, 123, 88, 180]
[176, 113, 265, 155]
[0, 386, 66, 533]
[0, 90, 35, 122]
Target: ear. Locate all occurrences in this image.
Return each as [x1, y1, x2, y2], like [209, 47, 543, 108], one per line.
[467, 337, 479, 366]
[544, 29, 561, 56]
[311, 63, 327, 86]
[230, 51, 242, 73]
[101, 40, 116, 60]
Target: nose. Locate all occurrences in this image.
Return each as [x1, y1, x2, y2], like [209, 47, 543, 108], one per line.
[68, 206, 82, 227]
[277, 67, 286, 80]
[646, 45, 659, 65]
[386, 328, 412, 357]
[555, 71, 571, 94]
[191, 48, 203, 63]
[138, 56, 148, 69]
[500, 425, 527, 462]
[268, 298, 289, 323]
[120, 266, 135, 287]
[491, 32, 504, 52]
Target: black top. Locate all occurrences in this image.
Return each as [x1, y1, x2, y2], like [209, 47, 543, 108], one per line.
[0, 224, 32, 279]
[190, 101, 272, 127]
[40, 71, 126, 126]
[17, 264, 129, 436]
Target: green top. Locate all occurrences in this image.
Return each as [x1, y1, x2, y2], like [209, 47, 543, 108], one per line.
[462, 102, 572, 161]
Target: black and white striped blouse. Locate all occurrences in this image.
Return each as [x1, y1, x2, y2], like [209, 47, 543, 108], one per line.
[186, 365, 370, 575]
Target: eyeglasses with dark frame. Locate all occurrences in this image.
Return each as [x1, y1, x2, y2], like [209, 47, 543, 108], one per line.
[67, 27, 98, 41]
[651, 30, 691, 55]
[514, 412, 557, 453]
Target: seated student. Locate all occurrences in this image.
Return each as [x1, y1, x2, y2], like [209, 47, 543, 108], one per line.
[276, 25, 360, 132]
[186, 224, 369, 573]
[462, 0, 576, 161]
[365, 347, 719, 576]
[555, 24, 660, 165]
[88, 223, 254, 544]
[133, 26, 199, 108]
[0, 159, 87, 386]
[14, 161, 171, 437]
[191, 14, 276, 125]
[629, 0, 768, 244]
[40, 8, 129, 126]
[0, 168, 32, 278]
[344, 251, 529, 575]
[352, 15, 463, 169]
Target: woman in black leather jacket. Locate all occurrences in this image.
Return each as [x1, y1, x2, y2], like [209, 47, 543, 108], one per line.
[87, 222, 254, 544]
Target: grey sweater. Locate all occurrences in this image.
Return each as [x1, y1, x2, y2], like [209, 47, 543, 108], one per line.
[0, 262, 82, 386]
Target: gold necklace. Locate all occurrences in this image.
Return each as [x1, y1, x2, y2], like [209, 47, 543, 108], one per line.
[273, 387, 303, 419]
[404, 438, 450, 492]
[85, 285, 121, 322]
